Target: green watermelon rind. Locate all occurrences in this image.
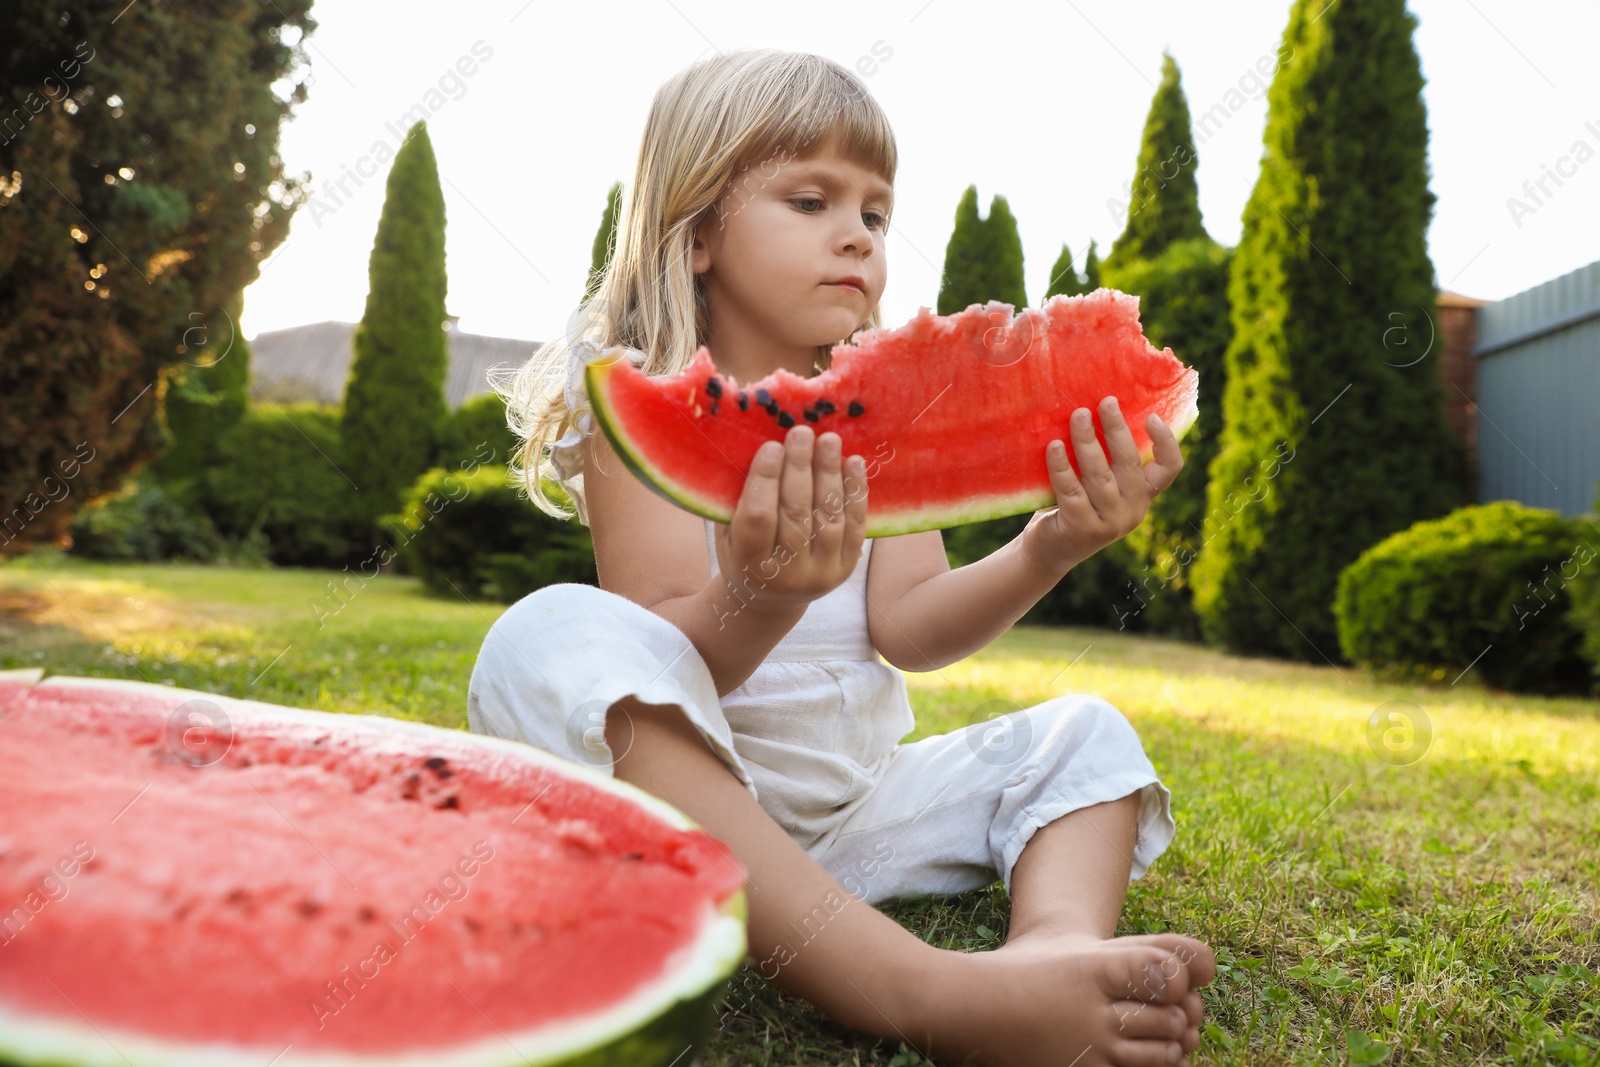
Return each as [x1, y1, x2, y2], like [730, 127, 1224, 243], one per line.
[585, 342, 1201, 539]
[0, 672, 748, 1067]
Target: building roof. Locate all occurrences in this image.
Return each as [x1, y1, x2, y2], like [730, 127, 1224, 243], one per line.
[1474, 258, 1600, 357]
[248, 320, 537, 408]
[1437, 289, 1490, 309]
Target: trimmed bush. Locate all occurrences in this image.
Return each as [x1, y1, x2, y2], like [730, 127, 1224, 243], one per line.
[202, 403, 360, 567]
[1333, 502, 1593, 695]
[1566, 489, 1600, 694]
[68, 478, 226, 563]
[381, 465, 596, 602]
[435, 392, 518, 471]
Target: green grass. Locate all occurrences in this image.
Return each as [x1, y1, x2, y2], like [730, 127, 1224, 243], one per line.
[3, 552, 1596, 1066]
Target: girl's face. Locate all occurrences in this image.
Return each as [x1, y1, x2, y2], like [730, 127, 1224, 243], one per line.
[691, 133, 892, 380]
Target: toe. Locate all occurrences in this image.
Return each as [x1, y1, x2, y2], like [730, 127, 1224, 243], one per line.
[1109, 1037, 1187, 1067]
[1116, 933, 1217, 990]
[1099, 945, 1191, 1005]
[1108, 1000, 1187, 1041]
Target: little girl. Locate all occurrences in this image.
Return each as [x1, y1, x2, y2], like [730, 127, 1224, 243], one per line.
[470, 49, 1215, 1067]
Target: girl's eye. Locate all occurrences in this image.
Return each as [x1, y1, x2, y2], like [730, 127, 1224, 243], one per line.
[792, 198, 888, 231]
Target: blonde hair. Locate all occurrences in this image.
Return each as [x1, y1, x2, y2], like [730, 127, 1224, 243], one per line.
[494, 48, 899, 521]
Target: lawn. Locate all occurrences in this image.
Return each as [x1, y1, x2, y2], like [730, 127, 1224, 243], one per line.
[3, 553, 1596, 1066]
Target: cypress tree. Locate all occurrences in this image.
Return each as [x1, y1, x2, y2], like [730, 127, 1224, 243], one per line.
[1044, 243, 1087, 299]
[1083, 240, 1102, 291]
[1190, 0, 1468, 660]
[1096, 51, 1232, 639]
[148, 291, 253, 506]
[340, 121, 450, 543]
[584, 181, 622, 304]
[937, 186, 1026, 314]
[1105, 52, 1204, 273]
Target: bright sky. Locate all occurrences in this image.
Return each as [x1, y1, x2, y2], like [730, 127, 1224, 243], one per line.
[240, 0, 1600, 345]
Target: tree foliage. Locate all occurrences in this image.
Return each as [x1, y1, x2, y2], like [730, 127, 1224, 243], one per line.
[937, 185, 1025, 314]
[1103, 238, 1233, 638]
[340, 120, 450, 542]
[0, 0, 314, 556]
[584, 180, 621, 304]
[1104, 51, 1205, 273]
[147, 290, 252, 506]
[1190, 0, 1469, 660]
[1097, 53, 1232, 639]
[1044, 243, 1089, 299]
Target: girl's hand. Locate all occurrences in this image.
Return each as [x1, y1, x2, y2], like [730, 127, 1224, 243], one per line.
[713, 425, 869, 613]
[1021, 395, 1185, 576]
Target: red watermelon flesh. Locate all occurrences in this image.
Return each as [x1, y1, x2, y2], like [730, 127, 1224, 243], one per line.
[0, 671, 747, 1066]
[585, 289, 1199, 537]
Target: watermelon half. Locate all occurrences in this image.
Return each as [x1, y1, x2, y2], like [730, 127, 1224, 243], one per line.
[585, 289, 1199, 537]
[0, 669, 747, 1067]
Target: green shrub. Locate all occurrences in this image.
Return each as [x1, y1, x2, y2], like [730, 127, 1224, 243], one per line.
[381, 464, 596, 602]
[1566, 488, 1600, 693]
[68, 478, 226, 562]
[435, 392, 518, 470]
[202, 403, 360, 567]
[1334, 502, 1593, 695]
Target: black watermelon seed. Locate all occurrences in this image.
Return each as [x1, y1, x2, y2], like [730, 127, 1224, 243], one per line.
[814, 399, 836, 415]
[848, 401, 865, 417]
[737, 391, 749, 411]
[777, 411, 795, 428]
[804, 409, 819, 422]
[710, 399, 719, 415]
[755, 388, 771, 406]
[705, 377, 722, 398]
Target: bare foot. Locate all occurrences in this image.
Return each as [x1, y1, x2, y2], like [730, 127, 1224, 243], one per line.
[902, 927, 1216, 1067]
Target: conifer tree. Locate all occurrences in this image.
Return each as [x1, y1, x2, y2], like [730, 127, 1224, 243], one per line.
[1096, 50, 1232, 639]
[584, 181, 621, 304]
[937, 186, 1026, 314]
[0, 0, 313, 555]
[1190, 0, 1468, 660]
[340, 121, 450, 543]
[1083, 239, 1102, 291]
[1044, 243, 1087, 299]
[1105, 51, 1204, 272]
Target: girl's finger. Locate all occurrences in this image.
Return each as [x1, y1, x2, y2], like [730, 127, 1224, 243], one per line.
[1069, 407, 1119, 518]
[775, 425, 816, 559]
[1046, 438, 1095, 519]
[842, 452, 868, 548]
[1143, 414, 1186, 494]
[1098, 395, 1150, 503]
[810, 432, 846, 563]
[737, 438, 784, 556]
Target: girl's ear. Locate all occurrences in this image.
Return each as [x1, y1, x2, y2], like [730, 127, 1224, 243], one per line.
[689, 207, 716, 275]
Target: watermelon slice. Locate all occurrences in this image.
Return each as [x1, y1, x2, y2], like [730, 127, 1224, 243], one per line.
[0, 668, 747, 1067]
[585, 289, 1199, 537]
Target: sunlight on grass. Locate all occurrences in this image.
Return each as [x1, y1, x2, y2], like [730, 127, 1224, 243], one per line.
[2, 555, 1596, 1065]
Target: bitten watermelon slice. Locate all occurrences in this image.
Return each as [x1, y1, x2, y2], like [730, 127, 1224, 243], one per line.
[585, 289, 1199, 537]
[0, 669, 747, 1067]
